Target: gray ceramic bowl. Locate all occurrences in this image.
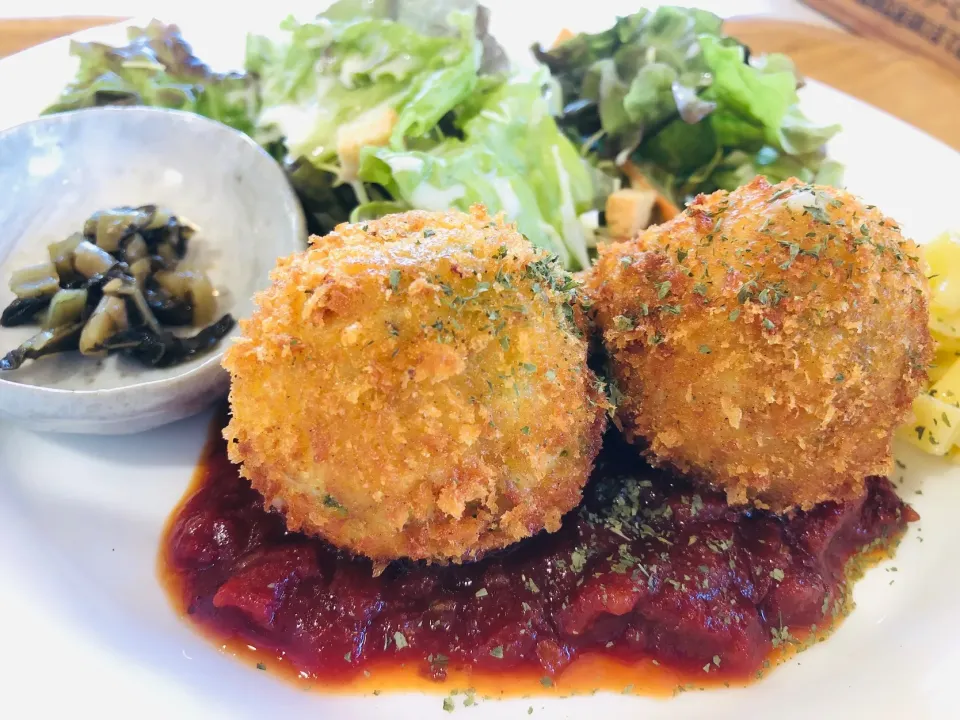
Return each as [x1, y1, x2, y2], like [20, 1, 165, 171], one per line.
[0, 107, 305, 434]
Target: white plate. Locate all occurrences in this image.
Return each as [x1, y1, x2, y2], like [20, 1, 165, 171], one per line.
[1, 4, 959, 719]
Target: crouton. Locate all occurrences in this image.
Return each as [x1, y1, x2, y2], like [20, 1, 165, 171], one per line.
[552, 28, 575, 48]
[605, 188, 658, 240]
[336, 105, 398, 181]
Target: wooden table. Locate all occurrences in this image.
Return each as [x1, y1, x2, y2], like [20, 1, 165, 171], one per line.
[1, 15, 959, 150]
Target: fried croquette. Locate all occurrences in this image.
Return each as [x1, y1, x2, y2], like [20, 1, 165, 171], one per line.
[585, 176, 932, 511]
[223, 206, 607, 564]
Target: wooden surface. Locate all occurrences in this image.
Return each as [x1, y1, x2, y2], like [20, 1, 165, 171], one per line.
[0, 15, 958, 150]
[801, 0, 960, 76]
[0, 16, 122, 56]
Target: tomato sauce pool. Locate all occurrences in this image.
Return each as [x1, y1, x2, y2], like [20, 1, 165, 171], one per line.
[160, 410, 916, 698]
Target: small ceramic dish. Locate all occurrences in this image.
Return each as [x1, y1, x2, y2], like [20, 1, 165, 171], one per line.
[0, 106, 305, 435]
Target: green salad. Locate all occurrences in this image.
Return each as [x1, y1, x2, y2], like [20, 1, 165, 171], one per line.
[43, 1, 843, 270]
[533, 7, 842, 206]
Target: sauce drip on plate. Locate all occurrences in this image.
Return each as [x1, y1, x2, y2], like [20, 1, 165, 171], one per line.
[160, 409, 914, 698]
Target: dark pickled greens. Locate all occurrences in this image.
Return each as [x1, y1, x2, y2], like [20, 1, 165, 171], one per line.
[97, 313, 235, 369]
[1, 205, 233, 372]
[533, 6, 843, 207]
[44, 20, 258, 136]
[1, 297, 51, 327]
[0, 323, 84, 372]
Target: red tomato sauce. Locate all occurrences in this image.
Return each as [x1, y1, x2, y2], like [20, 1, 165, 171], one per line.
[160, 409, 915, 698]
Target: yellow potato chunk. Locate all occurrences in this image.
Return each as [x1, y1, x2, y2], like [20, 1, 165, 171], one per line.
[924, 231, 960, 314]
[899, 392, 960, 456]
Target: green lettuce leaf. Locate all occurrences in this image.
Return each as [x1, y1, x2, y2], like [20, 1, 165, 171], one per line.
[42, 20, 258, 135]
[533, 6, 843, 206]
[698, 37, 840, 157]
[534, 7, 721, 155]
[698, 35, 796, 144]
[356, 70, 610, 269]
[246, 0, 504, 180]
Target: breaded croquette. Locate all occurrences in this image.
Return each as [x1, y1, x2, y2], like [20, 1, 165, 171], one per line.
[585, 177, 932, 511]
[223, 206, 607, 564]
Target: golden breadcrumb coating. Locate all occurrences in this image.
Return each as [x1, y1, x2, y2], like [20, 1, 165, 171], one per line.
[584, 177, 932, 511]
[223, 206, 607, 564]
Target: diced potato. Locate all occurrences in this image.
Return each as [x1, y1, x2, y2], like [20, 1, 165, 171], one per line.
[336, 105, 398, 182]
[930, 313, 960, 338]
[931, 279, 960, 317]
[931, 356, 960, 406]
[947, 445, 960, 464]
[928, 349, 957, 385]
[925, 231, 960, 314]
[931, 322, 960, 355]
[605, 188, 658, 240]
[898, 229, 960, 459]
[899, 392, 960, 456]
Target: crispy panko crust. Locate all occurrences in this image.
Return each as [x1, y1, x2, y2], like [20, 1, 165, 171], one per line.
[223, 206, 607, 564]
[584, 177, 932, 511]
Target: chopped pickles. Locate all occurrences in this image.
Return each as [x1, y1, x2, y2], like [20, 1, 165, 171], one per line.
[1, 204, 233, 371]
[43, 289, 88, 330]
[124, 233, 149, 264]
[73, 240, 118, 278]
[48, 232, 84, 278]
[9, 262, 60, 299]
[156, 269, 217, 326]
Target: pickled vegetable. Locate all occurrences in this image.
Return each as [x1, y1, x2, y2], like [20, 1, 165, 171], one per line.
[130, 257, 152, 287]
[1, 204, 228, 372]
[48, 233, 84, 278]
[123, 233, 149, 264]
[94, 211, 131, 253]
[79, 296, 128, 355]
[73, 240, 118, 278]
[43, 289, 88, 330]
[0, 322, 84, 371]
[144, 282, 193, 326]
[98, 313, 234, 368]
[156, 242, 178, 266]
[156, 269, 216, 326]
[9, 262, 60, 298]
[1, 297, 51, 327]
